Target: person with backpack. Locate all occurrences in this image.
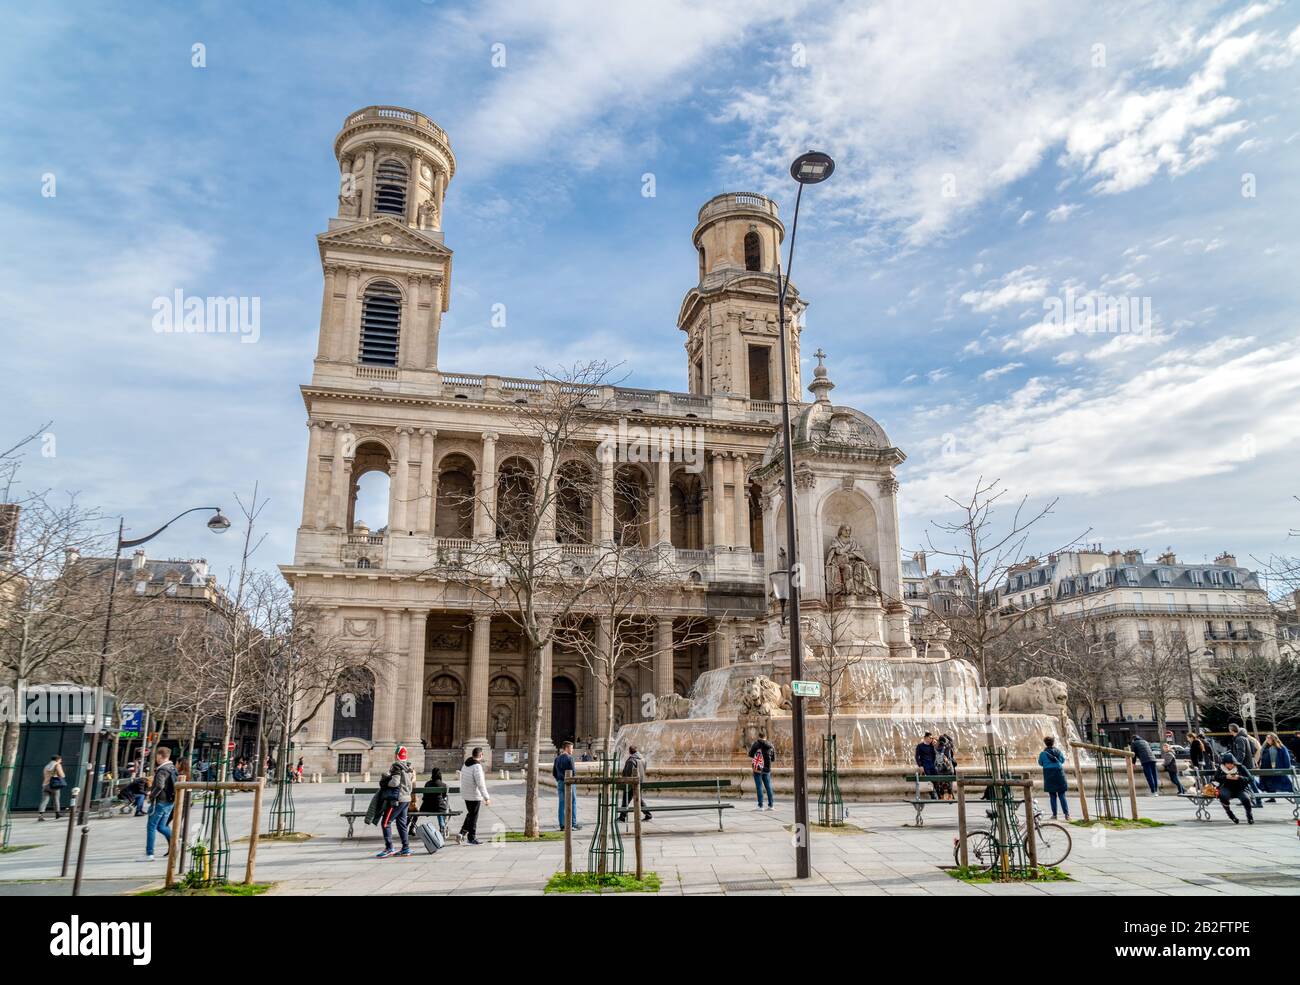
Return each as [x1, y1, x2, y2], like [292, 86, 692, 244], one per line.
[1037, 736, 1070, 820]
[142, 747, 178, 861]
[419, 766, 450, 835]
[748, 733, 775, 811]
[375, 746, 416, 858]
[933, 734, 956, 799]
[552, 741, 582, 831]
[38, 754, 66, 821]
[617, 745, 653, 824]
[458, 747, 490, 845]
[1227, 724, 1264, 806]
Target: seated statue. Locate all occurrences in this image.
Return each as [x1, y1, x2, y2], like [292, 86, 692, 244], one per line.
[825, 524, 877, 597]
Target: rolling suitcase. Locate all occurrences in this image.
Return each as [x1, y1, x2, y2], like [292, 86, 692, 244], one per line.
[416, 819, 444, 855]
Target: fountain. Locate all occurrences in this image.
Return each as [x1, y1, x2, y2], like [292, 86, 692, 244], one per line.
[612, 354, 1087, 797]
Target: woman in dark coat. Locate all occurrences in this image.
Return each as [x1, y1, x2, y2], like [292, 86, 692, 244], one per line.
[1037, 736, 1071, 820]
[419, 767, 449, 834]
[1258, 734, 1295, 799]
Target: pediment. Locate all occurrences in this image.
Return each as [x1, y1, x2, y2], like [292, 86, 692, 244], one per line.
[317, 216, 451, 258]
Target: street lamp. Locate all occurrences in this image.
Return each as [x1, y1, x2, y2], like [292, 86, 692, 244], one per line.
[69, 506, 229, 895]
[775, 149, 834, 880]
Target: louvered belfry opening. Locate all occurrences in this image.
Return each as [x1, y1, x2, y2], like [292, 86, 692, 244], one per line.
[374, 158, 409, 216]
[359, 281, 401, 365]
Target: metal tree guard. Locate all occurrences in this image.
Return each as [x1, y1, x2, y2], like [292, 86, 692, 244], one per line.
[983, 746, 1030, 880]
[818, 734, 846, 826]
[269, 742, 296, 835]
[586, 753, 624, 875]
[190, 753, 232, 885]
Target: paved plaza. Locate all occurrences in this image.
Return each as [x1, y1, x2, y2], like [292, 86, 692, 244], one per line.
[3, 781, 1298, 896]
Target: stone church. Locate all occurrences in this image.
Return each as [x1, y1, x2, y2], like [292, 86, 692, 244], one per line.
[284, 106, 912, 775]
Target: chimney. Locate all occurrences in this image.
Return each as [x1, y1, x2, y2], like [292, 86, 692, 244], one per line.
[1157, 548, 1177, 565]
[1108, 550, 1123, 566]
[1214, 551, 1237, 568]
[193, 559, 208, 579]
[1123, 549, 1143, 564]
[0, 503, 18, 561]
[912, 550, 926, 574]
[132, 549, 147, 573]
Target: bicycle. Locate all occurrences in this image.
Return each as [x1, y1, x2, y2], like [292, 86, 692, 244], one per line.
[953, 800, 1072, 869]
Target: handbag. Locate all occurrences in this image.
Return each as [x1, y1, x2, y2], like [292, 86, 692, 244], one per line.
[49, 775, 67, 789]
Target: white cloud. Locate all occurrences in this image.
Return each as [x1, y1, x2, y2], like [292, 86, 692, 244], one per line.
[980, 362, 1024, 381]
[959, 266, 1050, 313]
[1046, 203, 1081, 222]
[902, 336, 1300, 514]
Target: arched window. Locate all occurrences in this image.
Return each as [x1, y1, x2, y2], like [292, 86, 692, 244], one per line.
[332, 667, 375, 741]
[496, 457, 536, 541]
[744, 231, 762, 271]
[697, 245, 706, 280]
[435, 454, 476, 540]
[359, 281, 401, 366]
[374, 158, 409, 216]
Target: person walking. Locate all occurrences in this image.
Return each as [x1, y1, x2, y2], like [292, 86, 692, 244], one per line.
[617, 745, 653, 824]
[1186, 732, 1208, 772]
[458, 747, 490, 845]
[1210, 753, 1256, 824]
[1130, 734, 1159, 795]
[1227, 724, 1263, 806]
[141, 747, 178, 861]
[418, 766, 449, 835]
[915, 732, 938, 799]
[1258, 733, 1294, 803]
[1160, 742, 1186, 795]
[375, 746, 416, 858]
[552, 741, 582, 831]
[38, 754, 66, 821]
[1037, 737, 1071, 820]
[748, 732, 776, 810]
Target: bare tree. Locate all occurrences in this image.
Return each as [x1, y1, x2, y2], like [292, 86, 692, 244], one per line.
[1123, 625, 1191, 744]
[924, 477, 1078, 755]
[804, 602, 868, 742]
[0, 487, 108, 835]
[1201, 652, 1300, 733]
[430, 361, 630, 838]
[1027, 613, 1123, 742]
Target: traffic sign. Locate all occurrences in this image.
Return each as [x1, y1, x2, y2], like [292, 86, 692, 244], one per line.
[790, 680, 821, 698]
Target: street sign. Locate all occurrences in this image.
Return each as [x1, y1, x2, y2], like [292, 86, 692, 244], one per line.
[119, 705, 144, 740]
[790, 680, 821, 698]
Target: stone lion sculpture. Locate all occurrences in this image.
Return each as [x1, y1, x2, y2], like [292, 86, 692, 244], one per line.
[993, 676, 1068, 715]
[739, 676, 790, 717]
[654, 693, 694, 721]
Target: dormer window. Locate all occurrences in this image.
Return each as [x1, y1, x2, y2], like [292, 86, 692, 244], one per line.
[1156, 567, 1172, 584]
[1207, 569, 1222, 585]
[1190, 569, 1203, 585]
[1122, 567, 1138, 585]
[359, 281, 401, 366]
[374, 158, 409, 216]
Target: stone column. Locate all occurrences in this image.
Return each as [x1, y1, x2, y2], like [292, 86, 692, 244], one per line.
[425, 278, 441, 369]
[597, 454, 614, 544]
[391, 428, 412, 532]
[465, 613, 491, 765]
[316, 264, 337, 362]
[329, 424, 352, 529]
[593, 617, 612, 748]
[372, 608, 404, 749]
[656, 454, 671, 545]
[404, 610, 428, 750]
[712, 621, 732, 670]
[733, 453, 751, 551]
[540, 440, 556, 541]
[407, 152, 422, 226]
[710, 451, 728, 547]
[418, 429, 436, 534]
[361, 143, 377, 217]
[340, 266, 361, 362]
[654, 617, 675, 697]
[301, 419, 322, 529]
[539, 617, 556, 757]
[475, 431, 498, 540]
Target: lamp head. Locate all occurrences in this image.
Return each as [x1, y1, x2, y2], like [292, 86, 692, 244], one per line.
[207, 511, 232, 534]
[790, 151, 835, 185]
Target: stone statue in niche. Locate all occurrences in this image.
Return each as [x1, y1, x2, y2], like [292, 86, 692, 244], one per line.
[825, 524, 877, 597]
[492, 706, 511, 735]
[417, 197, 439, 229]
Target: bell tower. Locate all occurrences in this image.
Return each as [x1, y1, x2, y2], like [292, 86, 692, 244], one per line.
[312, 106, 455, 387]
[677, 192, 805, 401]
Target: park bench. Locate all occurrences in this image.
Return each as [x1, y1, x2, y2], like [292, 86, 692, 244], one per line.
[616, 778, 733, 832]
[1180, 767, 1300, 821]
[341, 784, 461, 839]
[902, 773, 1027, 826]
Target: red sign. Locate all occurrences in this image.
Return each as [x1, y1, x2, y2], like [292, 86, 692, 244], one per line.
[228, 742, 236, 751]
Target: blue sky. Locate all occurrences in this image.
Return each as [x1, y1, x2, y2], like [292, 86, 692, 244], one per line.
[3, 0, 1299, 586]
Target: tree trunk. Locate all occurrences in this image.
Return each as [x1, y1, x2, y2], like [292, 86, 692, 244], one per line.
[523, 642, 543, 838]
[604, 671, 618, 756]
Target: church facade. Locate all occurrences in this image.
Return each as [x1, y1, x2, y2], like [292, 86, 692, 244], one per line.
[284, 106, 913, 775]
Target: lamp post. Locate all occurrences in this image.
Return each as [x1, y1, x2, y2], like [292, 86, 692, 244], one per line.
[69, 506, 230, 896]
[774, 150, 834, 880]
